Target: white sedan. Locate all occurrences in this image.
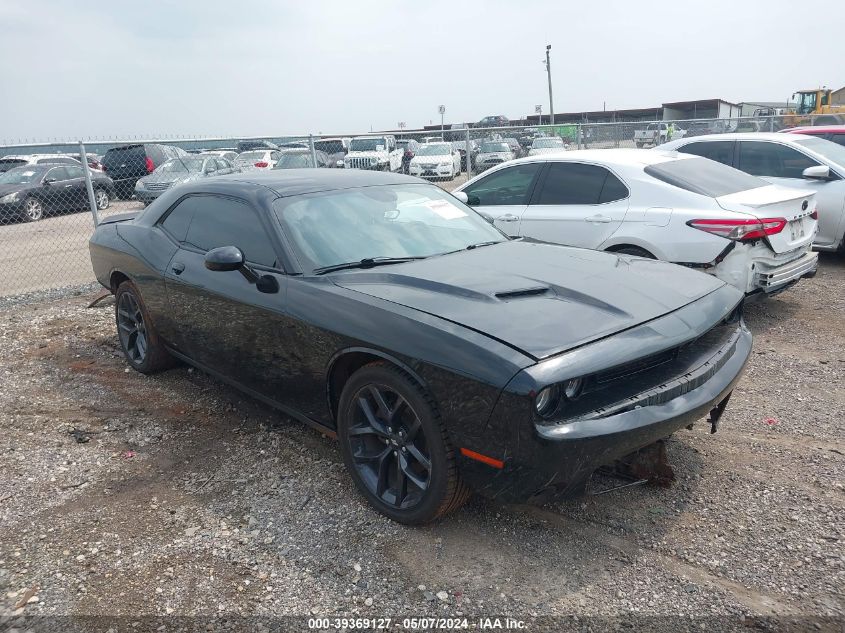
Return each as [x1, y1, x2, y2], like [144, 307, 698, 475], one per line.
[528, 137, 568, 155]
[234, 150, 281, 171]
[658, 132, 845, 252]
[408, 143, 462, 180]
[453, 149, 818, 296]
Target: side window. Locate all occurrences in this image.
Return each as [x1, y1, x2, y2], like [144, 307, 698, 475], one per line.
[215, 159, 229, 171]
[45, 166, 69, 181]
[535, 163, 615, 205]
[184, 196, 278, 268]
[159, 197, 199, 242]
[65, 165, 85, 179]
[599, 172, 629, 203]
[830, 135, 845, 148]
[737, 141, 819, 178]
[462, 163, 543, 206]
[677, 141, 734, 166]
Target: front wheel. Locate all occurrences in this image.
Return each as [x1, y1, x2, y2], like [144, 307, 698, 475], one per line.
[611, 245, 656, 259]
[21, 197, 43, 222]
[635, 142, 643, 148]
[337, 363, 470, 524]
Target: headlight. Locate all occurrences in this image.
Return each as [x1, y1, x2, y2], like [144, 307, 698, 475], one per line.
[534, 386, 560, 418]
[135, 180, 144, 189]
[563, 377, 583, 400]
[0, 192, 20, 203]
[370, 157, 378, 164]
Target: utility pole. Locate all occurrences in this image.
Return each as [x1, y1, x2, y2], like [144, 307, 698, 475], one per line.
[545, 45, 554, 126]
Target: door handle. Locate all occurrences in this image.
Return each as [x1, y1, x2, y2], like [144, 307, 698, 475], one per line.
[498, 214, 520, 222]
[585, 214, 612, 223]
[64, 184, 74, 188]
[171, 262, 185, 275]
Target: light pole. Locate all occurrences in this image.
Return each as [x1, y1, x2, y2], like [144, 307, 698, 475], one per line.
[544, 45, 554, 126]
[438, 105, 446, 140]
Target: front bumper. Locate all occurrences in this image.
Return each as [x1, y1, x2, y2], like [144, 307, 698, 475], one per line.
[134, 189, 165, 203]
[409, 164, 453, 178]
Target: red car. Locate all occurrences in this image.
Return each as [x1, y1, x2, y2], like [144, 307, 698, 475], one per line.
[781, 125, 845, 147]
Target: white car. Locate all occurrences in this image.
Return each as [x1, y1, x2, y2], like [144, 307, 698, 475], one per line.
[0, 153, 83, 172]
[453, 149, 818, 296]
[200, 150, 239, 163]
[659, 133, 845, 252]
[234, 150, 281, 171]
[344, 136, 403, 172]
[408, 143, 462, 180]
[528, 137, 568, 155]
[475, 140, 515, 172]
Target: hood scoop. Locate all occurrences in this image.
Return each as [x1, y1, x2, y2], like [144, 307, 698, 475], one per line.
[495, 286, 549, 300]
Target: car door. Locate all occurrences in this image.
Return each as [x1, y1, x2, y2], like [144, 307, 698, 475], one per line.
[62, 164, 88, 210]
[735, 140, 843, 248]
[163, 194, 288, 382]
[518, 161, 630, 248]
[41, 166, 75, 212]
[460, 162, 544, 235]
[388, 139, 402, 172]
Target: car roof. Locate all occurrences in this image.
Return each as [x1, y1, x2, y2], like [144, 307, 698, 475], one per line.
[669, 132, 801, 143]
[211, 169, 423, 197]
[782, 125, 845, 135]
[509, 148, 694, 167]
[1, 153, 76, 160]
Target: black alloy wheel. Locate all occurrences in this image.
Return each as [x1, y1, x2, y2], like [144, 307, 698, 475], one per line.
[338, 363, 470, 524]
[114, 281, 174, 374]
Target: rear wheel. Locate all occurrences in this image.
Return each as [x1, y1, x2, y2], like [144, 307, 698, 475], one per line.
[21, 198, 43, 222]
[115, 281, 174, 374]
[337, 363, 470, 524]
[94, 188, 110, 210]
[611, 245, 656, 259]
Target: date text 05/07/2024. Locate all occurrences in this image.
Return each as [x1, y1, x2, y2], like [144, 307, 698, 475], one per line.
[307, 617, 527, 629]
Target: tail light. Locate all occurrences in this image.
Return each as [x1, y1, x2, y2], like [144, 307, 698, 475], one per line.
[145, 157, 154, 173]
[810, 209, 818, 220]
[687, 217, 787, 242]
[254, 161, 269, 168]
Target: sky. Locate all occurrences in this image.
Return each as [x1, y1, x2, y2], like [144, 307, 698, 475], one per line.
[1, 0, 843, 143]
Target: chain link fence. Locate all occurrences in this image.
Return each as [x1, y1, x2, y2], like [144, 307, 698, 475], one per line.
[1, 113, 841, 297]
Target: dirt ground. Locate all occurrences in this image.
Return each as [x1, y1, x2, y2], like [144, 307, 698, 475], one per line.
[0, 256, 843, 632]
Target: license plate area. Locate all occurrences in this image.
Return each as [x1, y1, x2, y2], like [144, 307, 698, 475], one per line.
[789, 218, 805, 241]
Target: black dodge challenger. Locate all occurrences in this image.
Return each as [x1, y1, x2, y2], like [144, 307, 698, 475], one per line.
[89, 169, 751, 524]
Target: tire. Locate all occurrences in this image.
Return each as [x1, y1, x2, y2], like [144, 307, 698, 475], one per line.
[114, 280, 175, 374]
[612, 245, 656, 259]
[337, 362, 470, 524]
[94, 188, 110, 211]
[635, 142, 643, 148]
[21, 197, 43, 222]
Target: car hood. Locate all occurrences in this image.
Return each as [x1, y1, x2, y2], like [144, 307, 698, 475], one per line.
[330, 240, 727, 360]
[411, 156, 450, 163]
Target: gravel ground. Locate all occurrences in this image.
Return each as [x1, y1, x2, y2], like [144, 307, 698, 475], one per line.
[0, 256, 843, 632]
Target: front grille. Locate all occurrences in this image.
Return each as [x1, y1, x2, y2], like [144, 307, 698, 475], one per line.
[145, 182, 172, 192]
[348, 158, 375, 169]
[421, 163, 437, 169]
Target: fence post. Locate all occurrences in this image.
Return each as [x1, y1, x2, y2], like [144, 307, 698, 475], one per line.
[769, 116, 775, 132]
[308, 133, 318, 168]
[79, 142, 100, 228]
[576, 123, 582, 150]
[465, 125, 472, 180]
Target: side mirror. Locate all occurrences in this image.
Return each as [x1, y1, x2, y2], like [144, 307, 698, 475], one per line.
[205, 246, 244, 272]
[803, 165, 830, 180]
[453, 191, 469, 204]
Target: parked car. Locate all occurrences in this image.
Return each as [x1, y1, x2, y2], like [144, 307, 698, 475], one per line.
[453, 149, 818, 296]
[503, 138, 523, 159]
[236, 139, 280, 153]
[475, 141, 515, 172]
[451, 140, 479, 171]
[135, 156, 236, 204]
[396, 139, 421, 174]
[88, 169, 750, 524]
[659, 133, 845, 252]
[313, 138, 350, 168]
[682, 120, 729, 138]
[272, 149, 332, 169]
[476, 115, 510, 128]
[735, 120, 765, 133]
[528, 137, 567, 155]
[782, 125, 845, 148]
[200, 150, 240, 163]
[0, 154, 83, 173]
[408, 143, 462, 180]
[0, 164, 113, 222]
[101, 144, 188, 199]
[234, 150, 281, 171]
[343, 136, 403, 172]
[634, 123, 669, 147]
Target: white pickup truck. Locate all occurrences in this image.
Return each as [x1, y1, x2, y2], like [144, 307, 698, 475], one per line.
[634, 123, 669, 147]
[343, 135, 403, 172]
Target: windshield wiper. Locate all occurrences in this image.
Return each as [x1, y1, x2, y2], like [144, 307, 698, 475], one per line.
[313, 256, 427, 275]
[464, 240, 501, 250]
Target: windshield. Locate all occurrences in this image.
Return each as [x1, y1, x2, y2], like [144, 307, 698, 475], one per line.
[416, 144, 452, 156]
[793, 136, 845, 167]
[155, 158, 205, 173]
[314, 141, 342, 153]
[275, 153, 314, 168]
[0, 168, 40, 184]
[532, 138, 564, 148]
[273, 184, 506, 272]
[645, 157, 767, 197]
[350, 138, 387, 152]
[480, 142, 509, 153]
